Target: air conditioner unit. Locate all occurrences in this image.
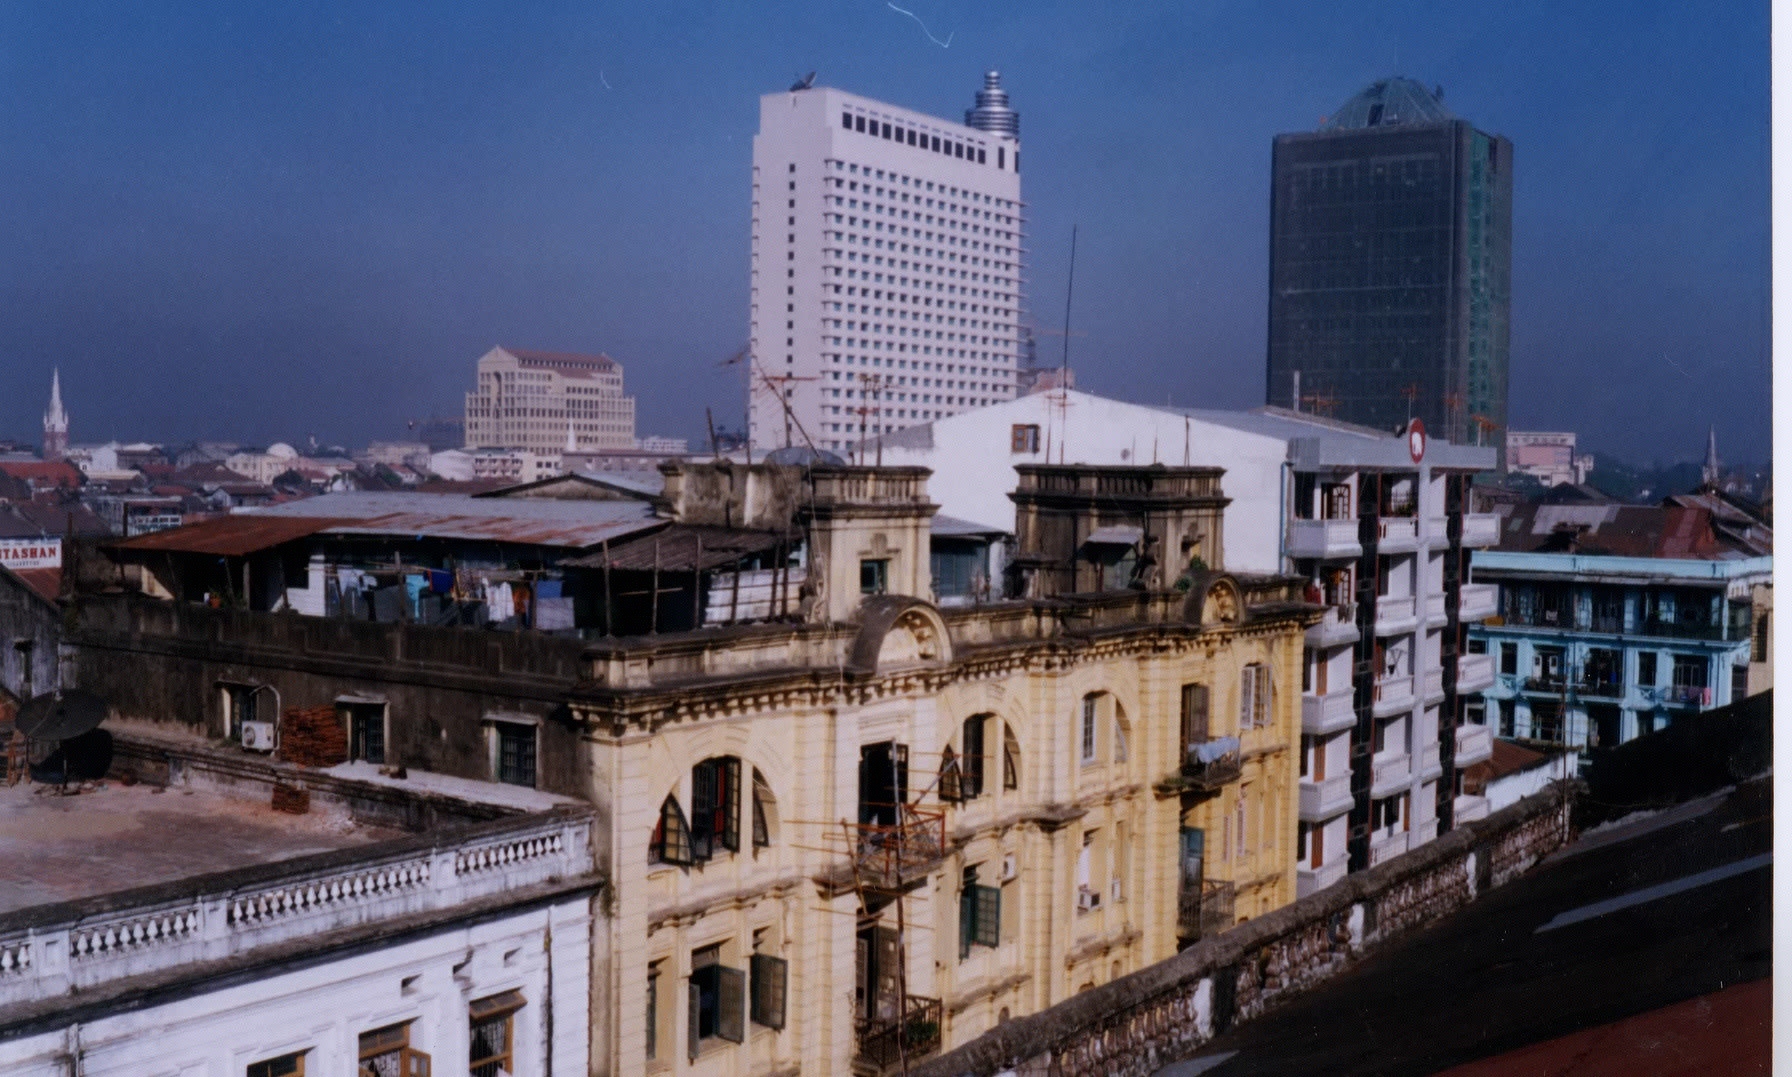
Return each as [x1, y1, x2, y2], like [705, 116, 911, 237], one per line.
[241, 720, 277, 752]
[999, 854, 1018, 882]
[1076, 887, 1101, 912]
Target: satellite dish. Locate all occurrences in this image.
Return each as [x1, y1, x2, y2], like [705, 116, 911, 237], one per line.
[790, 71, 817, 91]
[17, 689, 110, 742]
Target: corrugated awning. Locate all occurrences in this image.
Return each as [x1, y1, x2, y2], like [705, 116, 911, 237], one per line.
[562, 524, 790, 573]
[110, 515, 347, 557]
[1083, 525, 1143, 547]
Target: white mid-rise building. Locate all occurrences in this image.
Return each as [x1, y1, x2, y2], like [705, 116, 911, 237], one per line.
[464, 346, 636, 454]
[748, 73, 1025, 452]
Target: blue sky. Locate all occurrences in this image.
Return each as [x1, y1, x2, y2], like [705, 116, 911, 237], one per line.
[0, 0, 1770, 464]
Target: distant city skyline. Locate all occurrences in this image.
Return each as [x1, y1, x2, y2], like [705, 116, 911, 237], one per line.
[0, 1, 1769, 463]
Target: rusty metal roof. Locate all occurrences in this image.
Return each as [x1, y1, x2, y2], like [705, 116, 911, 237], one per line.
[562, 524, 788, 572]
[244, 491, 663, 549]
[111, 514, 347, 557]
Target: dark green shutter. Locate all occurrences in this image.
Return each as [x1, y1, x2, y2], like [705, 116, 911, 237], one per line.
[687, 981, 701, 1060]
[750, 953, 788, 1029]
[717, 966, 747, 1043]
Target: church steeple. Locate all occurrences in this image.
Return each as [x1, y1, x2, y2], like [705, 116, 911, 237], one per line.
[1701, 425, 1721, 487]
[42, 368, 68, 462]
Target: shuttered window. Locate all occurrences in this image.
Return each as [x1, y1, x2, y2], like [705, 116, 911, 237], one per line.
[750, 953, 788, 1030]
[651, 795, 694, 865]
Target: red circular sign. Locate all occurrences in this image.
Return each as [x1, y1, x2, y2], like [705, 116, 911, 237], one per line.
[1407, 418, 1427, 463]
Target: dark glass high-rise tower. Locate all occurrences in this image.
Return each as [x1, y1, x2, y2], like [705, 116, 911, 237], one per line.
[1267, 78, 1511, 452]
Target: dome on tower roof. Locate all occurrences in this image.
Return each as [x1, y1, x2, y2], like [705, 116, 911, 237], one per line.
[1318, 77, 1453, 132]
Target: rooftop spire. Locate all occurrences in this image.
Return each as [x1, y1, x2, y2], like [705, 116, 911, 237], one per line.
[1702, 425, 1721, 486]
[42, 368, 68, 462]
[965, 70, 1020, 138]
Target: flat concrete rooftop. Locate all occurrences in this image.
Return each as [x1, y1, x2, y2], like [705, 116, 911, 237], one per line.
[0, 779, 403, 917]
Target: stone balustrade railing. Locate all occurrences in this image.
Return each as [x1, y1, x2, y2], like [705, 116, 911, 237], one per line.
[0, 810, 592, 1013]
[911, 783, 1576, 1077]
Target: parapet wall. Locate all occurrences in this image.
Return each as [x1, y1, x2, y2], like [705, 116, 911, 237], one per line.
[913, 783, 1576, 1077]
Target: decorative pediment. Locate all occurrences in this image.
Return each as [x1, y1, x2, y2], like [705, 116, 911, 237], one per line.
[851, 597, 953, 672]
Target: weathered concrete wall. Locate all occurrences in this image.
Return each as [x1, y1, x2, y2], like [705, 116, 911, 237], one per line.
[0, 570, 62, 701]
[911, 783, 1576, 1077]
[67, 594, 592, 797]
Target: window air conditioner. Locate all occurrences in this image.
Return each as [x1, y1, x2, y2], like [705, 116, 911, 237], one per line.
[241, 720, 277, 752]
[1076, 887, 1101, 912]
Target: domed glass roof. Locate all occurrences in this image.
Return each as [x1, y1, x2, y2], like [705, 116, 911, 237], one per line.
[1319, 78, 1452, 131]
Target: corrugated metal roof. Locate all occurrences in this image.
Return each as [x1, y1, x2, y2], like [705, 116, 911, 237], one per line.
[112, 514, 347, 556]
[931, 513, 1008, 538]
[245, 491, 662, 549]
[562, 524, 786, 572]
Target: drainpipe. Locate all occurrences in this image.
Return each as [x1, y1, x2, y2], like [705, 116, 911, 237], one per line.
[1278, 462, 1293, 575]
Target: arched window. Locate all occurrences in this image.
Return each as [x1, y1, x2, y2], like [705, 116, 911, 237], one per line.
[940, 715, 991, 803]
[650, 795, 693, 865]
[751, 768, 779, 847]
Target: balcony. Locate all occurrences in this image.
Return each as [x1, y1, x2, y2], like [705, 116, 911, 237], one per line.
[1296, 858, 1349, 899]
[1462, 513, 1501, 547]
[1306, 605, 1360, 648]
[1453, 794, 1490, 823]
[856, 994, 943, 1069]
[1287, 518, 1362, 560]
[1375, 595, 1420, 636]
[1425, 516, 1449, 544]
[1376, 515, 1419, 552]
[1422, 667, 1445, 702]
[1455, 722, 1493, 765]
[850, 805, 946, 890]
[1522, 675, 1568, 696]
[1576, 678, 1625, 699]
[1458, 583, 1498, 621]
[1639, 619, 1728, 642]
[1302, 687, 1357, 735]
[1178, 878, 1236, 941]
[1371, 751, 1411, 796]
[1372, 674, 1414, 717]
[1457, 652, 1495, 693]
[1300, 773, 1354, 821]
[1369, 829, 1410, 866]
[1661, 684, 1713, 707]
[1174, 736, 1242, 793]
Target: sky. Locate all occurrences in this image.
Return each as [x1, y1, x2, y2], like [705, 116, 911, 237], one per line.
[0, 0, 1771, 465]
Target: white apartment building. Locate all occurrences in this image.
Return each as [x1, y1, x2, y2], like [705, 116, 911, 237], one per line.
[867, 391, 1502, 893]
[463, 346, 636, 454]
[748, 73, 1025, 453]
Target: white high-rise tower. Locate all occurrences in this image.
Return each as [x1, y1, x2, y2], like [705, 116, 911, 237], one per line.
[747, 73, 1025, 453]
[43, 368, 68, 462]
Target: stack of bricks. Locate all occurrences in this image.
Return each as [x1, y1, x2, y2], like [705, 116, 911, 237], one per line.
[278, 704, 347, 768]
[270, 783, 310, 814]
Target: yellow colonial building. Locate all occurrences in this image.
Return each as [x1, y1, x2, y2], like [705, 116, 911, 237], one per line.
[575, 463, 1317, 1075]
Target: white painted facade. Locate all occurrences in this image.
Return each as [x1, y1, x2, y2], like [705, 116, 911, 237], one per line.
[0, 899, 591, 1077]
[748, 78, 1024, 453]
[866, 390, 1292, 573]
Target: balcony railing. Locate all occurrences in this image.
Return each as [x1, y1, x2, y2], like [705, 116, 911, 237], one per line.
[1663, 684, 1712, 706]
[1306, 605, 1360, 648]
[1377, 517, 1419, 549]
[1296, 858, 1349, 899]
[1576, 678, 1624, 699]
[1523, 675, 1567, 695]
[1455, 722, 1493, 764]
[1458, 583, 1498, 621]
[1179, 736, 1243, 792]
[1425, 591, 1447, 623]
[851, 805, 946, 890]
[1302, 688, 1356, 735]
[1287, 518, 1362, 559]
[1371, 751, 1411, 794]
[1457, 652, 1495, 692]
[1369, 829, 1409, 866]
[1299, 773, 1353, 821]
[1453, 794, 1490, 823]
[1462, 513, 1501, 547]
[1375, 595, 1418, 633]
[1417, 742, 1442, 779]
[1177, 878, 1236, 941]
[1422, 667, 1444, 701]
[1373, 674, 1414, 715]
[856, 994, 943, 1068]
[1639, 619, 1728, 642]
